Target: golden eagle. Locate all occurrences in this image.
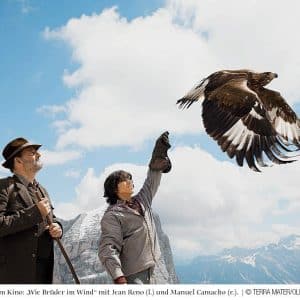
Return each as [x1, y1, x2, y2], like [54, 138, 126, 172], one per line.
[177, 70, 300, 172]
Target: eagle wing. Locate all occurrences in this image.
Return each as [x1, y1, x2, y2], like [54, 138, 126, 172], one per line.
[257, 87, 300, 146]
[177, 78, 209, 109]
[177, 70, 249, 109]
[203, 78, 294, 171]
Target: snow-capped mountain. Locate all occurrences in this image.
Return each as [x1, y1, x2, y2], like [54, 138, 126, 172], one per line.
[176, 235, 300, 283]
[53, 206, 179, 284]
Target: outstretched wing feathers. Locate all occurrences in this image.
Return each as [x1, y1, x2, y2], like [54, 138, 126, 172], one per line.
[263, 136, 295, 165]
[177, 97, 197, 109]
[252, 135, 268, 168]
[245, 144, 260, 172]
[202, 99, 240, 142]
[177, 78, 209, 109]
[258, 88, 300, 144]
[276, 136, 298, 151]
[202, 80, 297, 171]
[235, 141, 247, 166]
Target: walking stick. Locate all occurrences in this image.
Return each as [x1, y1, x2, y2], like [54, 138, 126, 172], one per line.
[34, 191, 80, 284]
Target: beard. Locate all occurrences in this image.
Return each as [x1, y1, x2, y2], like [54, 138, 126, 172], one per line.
[34, 160, 43, 171]
[22, 159, 43, 173]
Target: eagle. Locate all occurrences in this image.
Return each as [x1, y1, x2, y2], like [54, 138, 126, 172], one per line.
[177, 69, 300, 172]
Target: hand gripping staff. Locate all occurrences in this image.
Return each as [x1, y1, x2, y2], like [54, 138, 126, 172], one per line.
[33, 191, 80, 284]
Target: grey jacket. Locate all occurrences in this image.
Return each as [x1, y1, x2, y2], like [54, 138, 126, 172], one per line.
[98, 169, 162, 279]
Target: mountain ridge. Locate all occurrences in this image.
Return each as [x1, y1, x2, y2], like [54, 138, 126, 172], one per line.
[176, 234, 300, 284]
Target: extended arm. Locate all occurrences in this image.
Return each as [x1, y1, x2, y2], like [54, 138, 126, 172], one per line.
[137, 131, 172, 206]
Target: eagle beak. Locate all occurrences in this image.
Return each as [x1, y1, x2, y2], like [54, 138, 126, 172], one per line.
[274, 73, 278, 78]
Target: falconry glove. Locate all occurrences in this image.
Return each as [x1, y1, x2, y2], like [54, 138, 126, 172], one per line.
[149, 131, 172, 173]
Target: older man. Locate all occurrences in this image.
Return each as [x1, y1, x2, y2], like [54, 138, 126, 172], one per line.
[0, 137, 62, 283]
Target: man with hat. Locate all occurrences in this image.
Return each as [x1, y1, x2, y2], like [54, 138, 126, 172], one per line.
[0, 137, 62, 283]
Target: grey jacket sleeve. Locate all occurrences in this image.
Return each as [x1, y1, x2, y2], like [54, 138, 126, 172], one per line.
[0, 183, 43, 238]
[98, 212, 124, 280]
[136, 169, 162, 206]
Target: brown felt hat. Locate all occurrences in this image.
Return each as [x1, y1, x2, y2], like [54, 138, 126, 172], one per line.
[2, 137, 41, 169]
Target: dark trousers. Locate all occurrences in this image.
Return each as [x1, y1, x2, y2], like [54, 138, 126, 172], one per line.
[126, 268, 152, 284]
[36, 258, 53, 284]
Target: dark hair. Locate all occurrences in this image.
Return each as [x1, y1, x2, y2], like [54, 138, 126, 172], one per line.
[103, 170, 132, 205]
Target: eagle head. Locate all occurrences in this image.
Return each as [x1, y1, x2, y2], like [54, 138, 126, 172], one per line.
[249, 71, 278, 87]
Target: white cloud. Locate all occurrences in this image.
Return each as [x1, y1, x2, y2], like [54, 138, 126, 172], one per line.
[42, 0, 300, 259]
[55, 146, 300, 258]
[41, 149, 82, 166]
[167, 0, 300, 103]
[43, 6, 214, 149]
[155, 146, 300, 258]
[43, 0, 300, 151]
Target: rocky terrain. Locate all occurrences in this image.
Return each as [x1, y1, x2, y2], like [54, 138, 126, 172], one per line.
[53, 206, 179, 284]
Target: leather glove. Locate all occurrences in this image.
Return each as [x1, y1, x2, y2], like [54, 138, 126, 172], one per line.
[114, 276, 127, 284]
[149, 131, 172, 173]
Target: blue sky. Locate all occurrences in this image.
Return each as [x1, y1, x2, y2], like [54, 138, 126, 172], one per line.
[0, 0, 164, 201]
[2, 0, 300, 262]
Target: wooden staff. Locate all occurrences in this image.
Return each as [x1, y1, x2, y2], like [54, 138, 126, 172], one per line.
[34, 191, 80, 284]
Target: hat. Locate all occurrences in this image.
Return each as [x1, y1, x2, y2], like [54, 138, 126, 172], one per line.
[2, 137, 42, 169]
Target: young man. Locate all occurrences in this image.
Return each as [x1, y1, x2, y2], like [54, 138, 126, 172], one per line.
[99, 131, 171, 284]
[0, 137, 62, 283]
